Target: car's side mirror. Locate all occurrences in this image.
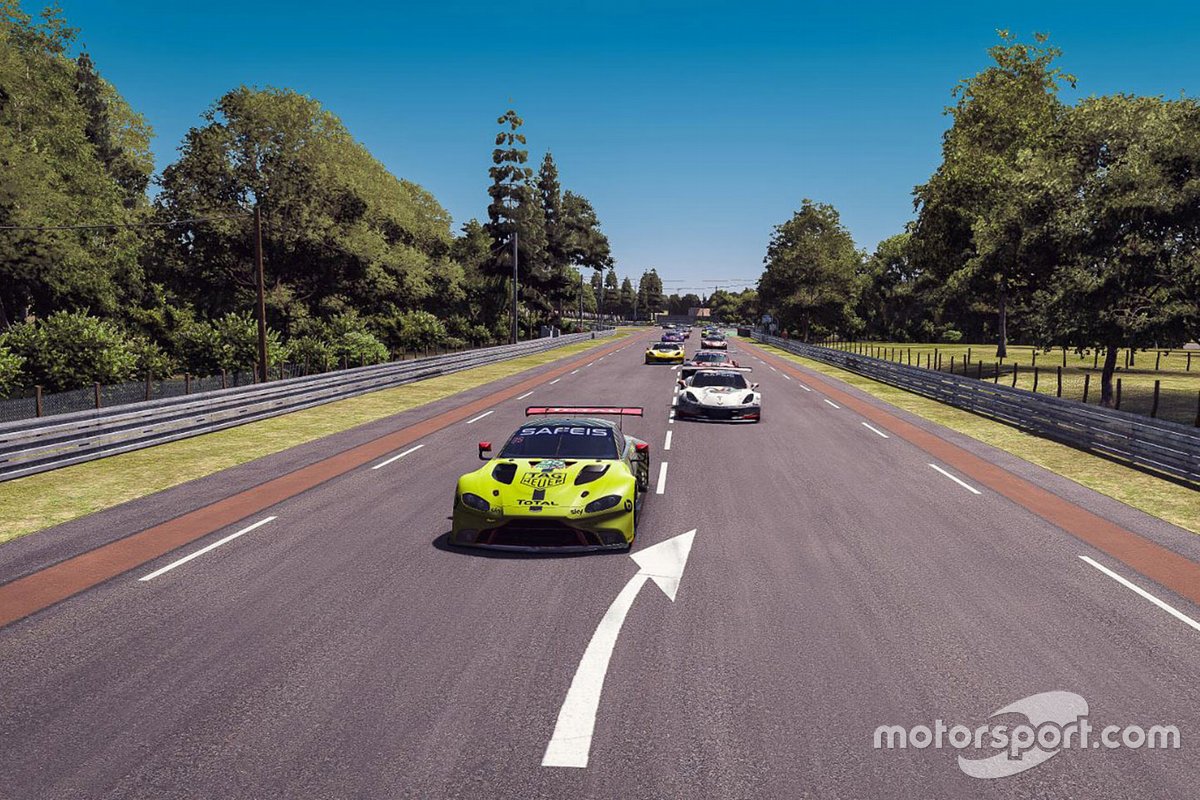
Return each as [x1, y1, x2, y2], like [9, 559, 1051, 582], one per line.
[677, 379, 686, 388]
[751, 383, 759, 389]
[478, 441, 492, 461]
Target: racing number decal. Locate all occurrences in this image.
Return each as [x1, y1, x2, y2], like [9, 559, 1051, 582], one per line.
[521, 472, 568, 489]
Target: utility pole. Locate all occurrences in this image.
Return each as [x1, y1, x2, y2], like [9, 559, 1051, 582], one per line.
[578, 270, 584, 331]
[511, 228, 519, 344]
[254, 204, 269, 382]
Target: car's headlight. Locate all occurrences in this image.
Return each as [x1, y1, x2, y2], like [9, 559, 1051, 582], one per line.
[460, 492, 491, 512]
[742, 393, 756, 404]
[584, 494, 622, 513]
[682, 391, 698, 403]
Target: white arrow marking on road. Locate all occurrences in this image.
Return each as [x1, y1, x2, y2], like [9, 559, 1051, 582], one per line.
[542, 530, 697, 768]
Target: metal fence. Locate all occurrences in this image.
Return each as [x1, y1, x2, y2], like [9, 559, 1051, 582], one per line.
[0, 328, 617, 482]
[753, 333, 1200, 486]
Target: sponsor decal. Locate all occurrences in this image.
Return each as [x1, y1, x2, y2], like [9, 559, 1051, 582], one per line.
[521, 471, 567, 489]
[520, 459, 569, 489]
[515, 497, 559, 506]
[519, 427, 609, 438]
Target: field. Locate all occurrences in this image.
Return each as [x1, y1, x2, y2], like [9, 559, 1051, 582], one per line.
[820, 340, 1200, 426]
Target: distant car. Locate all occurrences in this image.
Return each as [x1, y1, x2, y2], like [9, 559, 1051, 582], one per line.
[645, 341, 685, 364]
[451, 407, 650, 551]
[676, 368, 760, 422]
[700, 334, 727, 350]
[662, 332, 685, 343]
[681, 349, 737, 378]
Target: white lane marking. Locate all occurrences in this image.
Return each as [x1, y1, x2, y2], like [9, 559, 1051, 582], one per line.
[517, 391, 534, 400]
[769, 365, 777, 372]
[542, 531, 696, 768]
[664, 430, 673, 450]
[1079, 556, 1200, 633]
[656, 462, 669, 494]
[672, 365, 680, 371]
[466, 410, 494, 424]
[928, 463, 982, 494]
[139, 517, 277, 581]
[823, 398, 840, 408]
[371, 443, 425, 470]
[570, 369, 579, 375]
[861, 422, 890, 439]
[549, 378, 561, 385]
[586, 362, 594, 367]
[671, 396, 678, 406]
[598, 356, 605, 361]
[783, 374, 792, 381]
[797, 383, 812, 392]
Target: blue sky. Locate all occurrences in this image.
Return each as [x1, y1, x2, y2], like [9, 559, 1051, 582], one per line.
[51, 0, 1200, 295]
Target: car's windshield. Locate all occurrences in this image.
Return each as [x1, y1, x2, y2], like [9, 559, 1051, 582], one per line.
[691, 372, 748, 389]
[500, 424, 619, 459]
[652, 344, 678, 351]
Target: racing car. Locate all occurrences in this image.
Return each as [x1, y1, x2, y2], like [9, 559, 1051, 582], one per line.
[675, 367, 760, 422]
[645, 341, 685, 364]
[700, 332, 728, 350]
[680, 349, 738, 378]
[450, 407, 650, 551]
[661, 331, 685, 344]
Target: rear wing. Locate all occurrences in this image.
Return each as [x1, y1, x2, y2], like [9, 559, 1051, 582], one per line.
[688, 366, 752, 373]
[526, 406, 644, 417]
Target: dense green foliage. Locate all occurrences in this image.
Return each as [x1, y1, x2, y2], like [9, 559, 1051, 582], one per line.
[757, 32, 1199, 404]
[0, 6, 645, 399]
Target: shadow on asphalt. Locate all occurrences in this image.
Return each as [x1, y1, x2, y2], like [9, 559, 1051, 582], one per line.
[432, 531, 628, 560]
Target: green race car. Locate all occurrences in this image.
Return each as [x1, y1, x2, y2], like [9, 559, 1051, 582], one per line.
[450, 407, 650, 552]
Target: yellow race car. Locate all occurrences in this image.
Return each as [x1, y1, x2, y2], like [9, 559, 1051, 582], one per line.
[645, 341, 685, 364]
[450, 407, 650, 551]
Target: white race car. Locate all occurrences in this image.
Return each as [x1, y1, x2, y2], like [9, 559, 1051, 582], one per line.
[675, 367, 760, 422]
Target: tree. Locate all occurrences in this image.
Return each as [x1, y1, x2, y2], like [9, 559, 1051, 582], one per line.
[602, 268, 619, 316]
[537, 152, 574, 320]
[1033, 94, 1200, 405]
[757, 199, 860, 340]
[619, 277, 635, 319]
[0, 5, 152, 329]
[639, 269, 665, 316]
[855, 232, 941, 341]
[0, 310, 139, 392]
[155, 87, 453, 331]
[485, 109, 547, 341]
[911, 31, 1072, 357]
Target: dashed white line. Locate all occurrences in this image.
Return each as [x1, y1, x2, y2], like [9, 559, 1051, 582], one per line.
[139, 517, 277, 581]
[586, 362, 594, 367]
[928, 463, 982, 494]
[768, 366, 778, 372]
[570, 369, 579, 375]
[549, 378, 561, 385]
[517, 391, 534, 400]
[466, 410, 494, 424]
[664, 430, 673, 450]
[797, 383, 812, 392]
[861, 422, 890, 439]
[783, 374, 792, 381]
[1080, 556, 1200, 633]
[655, 462, 669, 494]
[823, 398, 840, 409]
[371, 443, 425, 470]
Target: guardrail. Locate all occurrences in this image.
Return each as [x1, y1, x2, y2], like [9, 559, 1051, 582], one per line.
[752, 332, 1200, 486]
[0, 329, 617, 482]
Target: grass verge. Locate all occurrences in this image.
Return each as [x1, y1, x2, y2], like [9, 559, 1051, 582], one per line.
[755, 342, 1200, 535]
[0, 333, 630, 545]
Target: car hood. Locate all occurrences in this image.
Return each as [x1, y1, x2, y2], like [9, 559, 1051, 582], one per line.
[685, 386, 755, 406]
[465, 458, 634, 509]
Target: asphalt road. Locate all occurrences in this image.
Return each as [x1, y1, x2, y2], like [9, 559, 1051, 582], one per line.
[1, 331, 1199, 799]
